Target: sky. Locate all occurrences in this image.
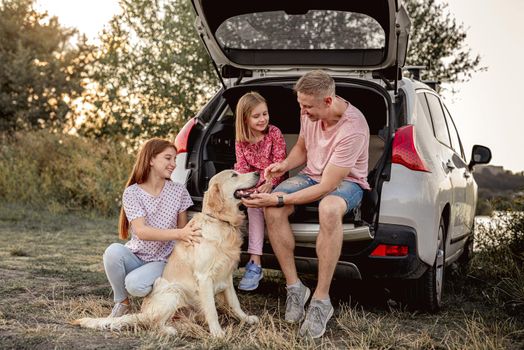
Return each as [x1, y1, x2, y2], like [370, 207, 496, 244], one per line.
[442, 0, 524, 174]
[35, 0, 121, 40]
[36, 0, 524, 173]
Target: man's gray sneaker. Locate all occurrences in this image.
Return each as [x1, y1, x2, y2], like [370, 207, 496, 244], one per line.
[109, 302, 129, 318]
[284, 282, 311, 323]
[299, 299, 334, 338]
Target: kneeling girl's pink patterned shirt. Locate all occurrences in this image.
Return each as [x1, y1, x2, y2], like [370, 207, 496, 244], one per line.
[122, 180, 193, 262]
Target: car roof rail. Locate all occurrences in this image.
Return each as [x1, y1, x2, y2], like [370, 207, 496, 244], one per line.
[403, 66, 441, 91]
[422, 80, 441, 92]
[404, 65, 426, 81]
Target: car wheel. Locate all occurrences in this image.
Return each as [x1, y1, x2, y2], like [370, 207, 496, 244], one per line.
[409, 216, 446, 312]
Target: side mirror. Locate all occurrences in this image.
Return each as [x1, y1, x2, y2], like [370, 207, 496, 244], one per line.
[468, 145, 492, 171]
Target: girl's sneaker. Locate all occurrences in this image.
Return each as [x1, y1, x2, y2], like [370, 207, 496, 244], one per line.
[109, 302, 130, 318]
[238, 261, 263, 291]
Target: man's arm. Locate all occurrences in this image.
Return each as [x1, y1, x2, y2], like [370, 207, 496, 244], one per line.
[285, 136, 307, 171]
[265, 136, 307, 180]
[281, 163, 349, 205]
[269, 127, 289, 187]
[243, 162, 350, 207]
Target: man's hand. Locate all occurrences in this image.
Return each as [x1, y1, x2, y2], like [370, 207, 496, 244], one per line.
[241, 193, 278, 208]
[264, 160, 288, 182]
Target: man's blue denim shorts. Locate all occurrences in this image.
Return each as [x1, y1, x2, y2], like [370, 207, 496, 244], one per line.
[273, 173, 364, 214]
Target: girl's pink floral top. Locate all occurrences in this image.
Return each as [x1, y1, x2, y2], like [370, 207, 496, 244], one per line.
[234, 124, 287, 188]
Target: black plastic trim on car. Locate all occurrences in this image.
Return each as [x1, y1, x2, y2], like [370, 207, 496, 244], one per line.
[242, 253, 363, 280]
[189, 89, 239, 196]
[223, 49, 385, 67]
[450, 232, 471, 244]
[350, 223, 428, 280]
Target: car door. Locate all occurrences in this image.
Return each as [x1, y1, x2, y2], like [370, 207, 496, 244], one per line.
[442, 105, 476, 244]
[424, 92, 469, 250]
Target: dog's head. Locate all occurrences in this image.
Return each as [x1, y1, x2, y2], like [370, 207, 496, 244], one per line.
[202, 170, 259, 225]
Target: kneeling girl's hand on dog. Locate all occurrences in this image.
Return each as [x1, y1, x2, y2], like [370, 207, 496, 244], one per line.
[176, 220, 202, 246]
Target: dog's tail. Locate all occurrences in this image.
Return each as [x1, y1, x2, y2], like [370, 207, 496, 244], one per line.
[71, 277, 186, 332]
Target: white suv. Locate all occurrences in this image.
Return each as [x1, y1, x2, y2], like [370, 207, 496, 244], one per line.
[172, 0, 492, 311]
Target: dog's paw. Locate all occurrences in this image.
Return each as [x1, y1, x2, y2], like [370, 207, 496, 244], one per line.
[71, 317, 111, 330]
[245, 315, 259, 324]
[160, 325, 178, 336]
[209, 326, 225, 338]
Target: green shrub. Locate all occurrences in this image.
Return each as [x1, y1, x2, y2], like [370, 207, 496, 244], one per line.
[475, 198, 493, 216]
[471, 211, 524, 312]
[474, 211, 524, 268]
[0, 131, 134, 216]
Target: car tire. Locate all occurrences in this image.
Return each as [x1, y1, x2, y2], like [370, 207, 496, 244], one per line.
[408, 216, 446, 312]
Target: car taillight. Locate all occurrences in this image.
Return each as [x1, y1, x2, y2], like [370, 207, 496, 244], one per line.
[174, 117, 197, 154]
[392, 125, 430, 172]
[370, 244, 409, 257]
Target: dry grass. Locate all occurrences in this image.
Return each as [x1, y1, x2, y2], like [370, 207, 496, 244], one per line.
[1, 204, 523, 349]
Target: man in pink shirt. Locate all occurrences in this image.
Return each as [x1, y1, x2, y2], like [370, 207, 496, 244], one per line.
[242, 70, 369, 338]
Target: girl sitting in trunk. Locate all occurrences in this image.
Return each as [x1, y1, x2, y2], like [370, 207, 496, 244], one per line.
[234, 91, 287, 291]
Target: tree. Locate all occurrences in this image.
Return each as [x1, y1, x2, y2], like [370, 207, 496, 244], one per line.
[78, 0, 218, 141]
[404, 0, 485, 84]
[0, 0, 94, 132]
[79, 0, 482, 140]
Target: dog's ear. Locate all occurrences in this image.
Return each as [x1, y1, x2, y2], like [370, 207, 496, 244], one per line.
[204, 183, 224, 213]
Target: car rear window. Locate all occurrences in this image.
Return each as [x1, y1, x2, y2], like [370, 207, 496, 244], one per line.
[215, 10, 385, 50]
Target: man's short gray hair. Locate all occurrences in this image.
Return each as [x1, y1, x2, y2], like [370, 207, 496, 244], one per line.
[294, 70, 335, 99]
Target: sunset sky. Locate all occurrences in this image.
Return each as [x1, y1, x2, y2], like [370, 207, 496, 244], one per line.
[36, 0, 524, 173]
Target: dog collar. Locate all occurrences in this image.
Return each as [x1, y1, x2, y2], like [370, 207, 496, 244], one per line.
[202, 212, 231, 224]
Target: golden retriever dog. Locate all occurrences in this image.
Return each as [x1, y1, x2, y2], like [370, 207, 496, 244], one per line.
[73, 170, 260, 337]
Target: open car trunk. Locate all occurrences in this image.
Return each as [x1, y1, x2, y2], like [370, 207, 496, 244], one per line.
[186, 79, 391, 243]
[191, 0, 410, 73]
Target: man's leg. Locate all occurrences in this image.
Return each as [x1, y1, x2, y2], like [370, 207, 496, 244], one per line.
[314, 195, 346, 299]
[266, 174, 316, 285]
[266, 174, 317, 323]
[315, 181, 363, 298]
[266, 201, 311, 323]
[264, 202, 297, 285]
[298, 195, 344, 338]
[300, 181, 363, 338]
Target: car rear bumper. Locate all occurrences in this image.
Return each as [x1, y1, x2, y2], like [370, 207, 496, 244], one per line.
[348, 223, 429, 279]
[242, 223, 429, 280]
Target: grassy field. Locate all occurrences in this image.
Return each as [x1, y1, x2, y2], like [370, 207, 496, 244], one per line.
[1, 203, 523, 349]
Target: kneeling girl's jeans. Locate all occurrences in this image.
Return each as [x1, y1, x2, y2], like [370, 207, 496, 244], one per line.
[103, 243, 166, 302]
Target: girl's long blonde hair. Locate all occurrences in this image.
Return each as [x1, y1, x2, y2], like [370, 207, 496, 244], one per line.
[118, 138, 176, 240]
[235, 91, 268, 142]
